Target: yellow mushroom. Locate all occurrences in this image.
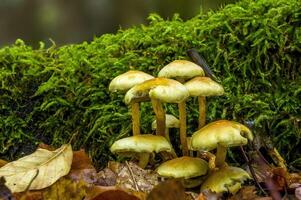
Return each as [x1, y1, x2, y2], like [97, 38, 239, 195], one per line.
[109, 70, 154, 135]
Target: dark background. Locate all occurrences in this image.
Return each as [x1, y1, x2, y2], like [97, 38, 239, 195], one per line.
[0, 0, 237, 47]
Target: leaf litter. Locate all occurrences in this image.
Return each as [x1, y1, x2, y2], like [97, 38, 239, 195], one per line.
[0, 143, 299, 200]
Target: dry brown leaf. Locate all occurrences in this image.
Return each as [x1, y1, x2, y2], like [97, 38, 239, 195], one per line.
[37, 143, 55, 151]
[295, 187, 301, 200]
[194, 193, 206, 200]
[67, 149, 97, 184]
[95, 168, 117, 186]
[43, 177, 87, 200]
[287, 173, 301, 188]
[228, 186, 258, 200]
[13, 191, 43, 200]
[71, 149, 94, 170]
[0, 160, 8, 168]
[113, 162, 158, 193]
[185, 192, 200, 200]
[0, 144, 73, 193]
[271, 167, 286, 190]
[86, 186, 145, 200]
[147, 179, 185, 200]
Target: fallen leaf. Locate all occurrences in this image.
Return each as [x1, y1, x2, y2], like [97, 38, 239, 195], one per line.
[43, 177, 87, 200]
[272, 167, 286, 190]
[71, 149, 94, 170]
[37, 143, 55, 151]
[186, 192, 201, 200]
[95, 168, 117, 186]
[194, 193, 206, 200]
[287, 173, 301, 188]
[296, 187, 301, 200]
[13, 191, 42, 200]
[115, 162, 158, 193]
[228, 186, 261, 200]
[68, 149, 97, 184]
[86, 186, 145, 200]
[0, 160, 8, 168]
[0, 144, 73, 192]
[147, 179, 185, 200]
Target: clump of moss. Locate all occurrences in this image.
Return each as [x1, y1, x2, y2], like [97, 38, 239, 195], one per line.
[0, 0, 300, 169]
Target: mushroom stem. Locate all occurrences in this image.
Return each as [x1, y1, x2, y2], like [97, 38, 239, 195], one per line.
[198, 96, 206, 129]
[215, 144, 227, 168]
[131, 102, 140, 135]
[151, 98, 166, 137]
[179, 101, 188, 156]
[165, 128, 170, 142]
[138, 152, 150, 169]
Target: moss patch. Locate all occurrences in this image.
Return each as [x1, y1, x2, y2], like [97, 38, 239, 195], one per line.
[0, 0, 300, 169]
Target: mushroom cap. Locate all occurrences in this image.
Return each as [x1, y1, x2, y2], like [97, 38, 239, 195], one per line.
[124, 78, 189, 104]
[109, 70, 154, 92]
[158, 60, 205, 80]
[191, 120, 253, 151]
[156, 156, 208, 179]
[201, 166, 251, 194]
[152, 114, 179, 130]
[110, 134, 173, 154]
[184, 77, 224, 97]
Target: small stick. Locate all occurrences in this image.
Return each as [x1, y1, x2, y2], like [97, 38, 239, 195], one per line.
[125, 161, 140, 191]
[240, 145, 267, 196]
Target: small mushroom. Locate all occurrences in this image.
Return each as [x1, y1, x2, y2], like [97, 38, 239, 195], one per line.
[151, 114, 179, 142]
[201, 166, 251, 194]
[110, 134, 174, 168]
[125, 78, 189, 140]
[157, 156, 208, 188]
[158, 60, 205, 156]
[190, 120, 253, 168]
[109, 70, 154, 135]
[184, 77, 224, 129]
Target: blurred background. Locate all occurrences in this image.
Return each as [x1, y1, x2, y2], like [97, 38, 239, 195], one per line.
[0, 0, 238, 48]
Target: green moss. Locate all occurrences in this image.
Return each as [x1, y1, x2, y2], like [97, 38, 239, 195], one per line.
[0, 0, 300, 169]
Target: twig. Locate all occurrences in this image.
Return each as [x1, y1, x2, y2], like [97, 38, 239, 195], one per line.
[68, 131, 78, 144]
[125, 161, 140, 191]
[240, 145, 267, 196]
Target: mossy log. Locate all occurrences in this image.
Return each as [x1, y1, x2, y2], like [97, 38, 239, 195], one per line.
[0, 0, 300, 169]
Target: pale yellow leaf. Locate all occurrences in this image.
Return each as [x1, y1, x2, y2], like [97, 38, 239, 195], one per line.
[0, 144, 73, 193]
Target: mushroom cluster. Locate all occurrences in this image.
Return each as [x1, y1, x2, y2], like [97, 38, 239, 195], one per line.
[108, 58, 254, 196]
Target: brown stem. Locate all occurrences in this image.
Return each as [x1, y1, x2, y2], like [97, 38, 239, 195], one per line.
[151, 98, 166, 137]
[131, 102, 140, 135]
[179, 101, 188, 156]
[215, 144, 227, 168]
[165, 128, 170, 142]
[239, 145, 267, 196]
[198, 96, 206, 129]
[138, 152, 150, 169]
